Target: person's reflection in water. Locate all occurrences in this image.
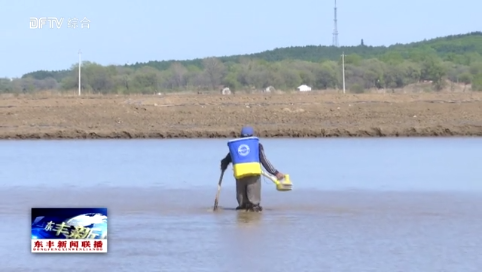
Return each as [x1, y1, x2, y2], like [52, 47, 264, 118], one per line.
[236, 210, 262, 226]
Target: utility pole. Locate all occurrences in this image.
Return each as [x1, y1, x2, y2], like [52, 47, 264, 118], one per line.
[78, 50, 81, 96]
[342, 52, 346, 94]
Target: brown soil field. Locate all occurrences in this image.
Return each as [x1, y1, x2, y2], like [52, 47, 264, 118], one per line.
[1, 92, 482, 139]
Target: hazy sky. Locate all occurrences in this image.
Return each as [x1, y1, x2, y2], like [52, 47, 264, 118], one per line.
[0, 0, 480, 78]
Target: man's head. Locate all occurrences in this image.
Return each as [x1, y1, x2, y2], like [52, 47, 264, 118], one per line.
[240, 126, 254, 137]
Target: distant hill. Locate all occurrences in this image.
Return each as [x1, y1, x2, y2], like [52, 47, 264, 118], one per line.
[22, 31, 482, 79]
[123, 31, 482, 69]
[21, 69, 71, 81]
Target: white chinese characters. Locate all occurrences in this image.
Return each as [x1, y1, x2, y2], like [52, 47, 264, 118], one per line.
[30, 17, 91, 29]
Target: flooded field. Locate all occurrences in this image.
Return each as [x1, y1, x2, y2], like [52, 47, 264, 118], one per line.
[0, 138, 481, 271]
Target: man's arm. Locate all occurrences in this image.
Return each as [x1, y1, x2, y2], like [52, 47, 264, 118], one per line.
[259, 143, 279, 176]
[220, 152, 232, 170]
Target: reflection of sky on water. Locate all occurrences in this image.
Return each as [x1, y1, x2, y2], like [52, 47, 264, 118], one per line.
[4, 139, 482, 270]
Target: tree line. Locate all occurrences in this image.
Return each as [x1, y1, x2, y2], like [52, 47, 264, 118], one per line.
[2, 32, 482, 94]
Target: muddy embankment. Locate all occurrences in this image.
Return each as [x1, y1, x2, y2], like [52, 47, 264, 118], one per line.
[0, 92, 481, 139]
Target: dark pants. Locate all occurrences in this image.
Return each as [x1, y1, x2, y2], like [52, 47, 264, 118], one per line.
[236, 175, 262, 209]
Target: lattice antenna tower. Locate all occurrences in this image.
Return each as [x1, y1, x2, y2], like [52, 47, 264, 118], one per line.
[332, 0, 339, 47]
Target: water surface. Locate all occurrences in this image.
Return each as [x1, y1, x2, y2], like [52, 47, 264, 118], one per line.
[0, 138, 481, 271]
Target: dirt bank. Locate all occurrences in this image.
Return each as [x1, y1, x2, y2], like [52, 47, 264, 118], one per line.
[0, 92, 481, 139]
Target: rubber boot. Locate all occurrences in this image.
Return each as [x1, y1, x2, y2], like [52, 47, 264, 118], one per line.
[236, 205, 247, 210]
[247, 204, 262, 212]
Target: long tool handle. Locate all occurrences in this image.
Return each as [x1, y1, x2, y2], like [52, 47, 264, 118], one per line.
[261, 171, 279, 184]
[213, 169, 225, 211]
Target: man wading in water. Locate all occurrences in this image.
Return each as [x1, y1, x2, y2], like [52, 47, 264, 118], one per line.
[220, 126, 284, 212]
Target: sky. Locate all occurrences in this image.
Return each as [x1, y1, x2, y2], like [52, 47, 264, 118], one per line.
[0, 0, 480, 78]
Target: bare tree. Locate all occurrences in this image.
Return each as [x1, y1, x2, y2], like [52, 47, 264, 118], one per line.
[202, 57, 225, 90]
[170, 62, 187, 89]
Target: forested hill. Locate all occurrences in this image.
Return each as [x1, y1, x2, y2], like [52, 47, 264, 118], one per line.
[22, 31, 482, 79]
[126, 31, 482, 70]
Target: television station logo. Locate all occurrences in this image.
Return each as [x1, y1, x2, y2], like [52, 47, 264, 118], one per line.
[29, 17, 91, 29]
[31, 208, 107, 253]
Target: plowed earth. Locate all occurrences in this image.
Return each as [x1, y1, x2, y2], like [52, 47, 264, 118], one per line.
[1, 92, 481, 139]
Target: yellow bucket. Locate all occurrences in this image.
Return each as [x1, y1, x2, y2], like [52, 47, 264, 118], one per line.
[262, 172, 293, 191]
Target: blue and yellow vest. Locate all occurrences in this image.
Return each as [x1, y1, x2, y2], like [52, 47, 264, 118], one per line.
[227, 136, 262, 179]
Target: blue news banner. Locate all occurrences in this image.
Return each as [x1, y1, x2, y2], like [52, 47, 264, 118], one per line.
[31, 208, 108, 253]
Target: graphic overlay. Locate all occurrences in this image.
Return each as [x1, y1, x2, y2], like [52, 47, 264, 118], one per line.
[29, 17, 91, 29]
[31, 208, 107, 253]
